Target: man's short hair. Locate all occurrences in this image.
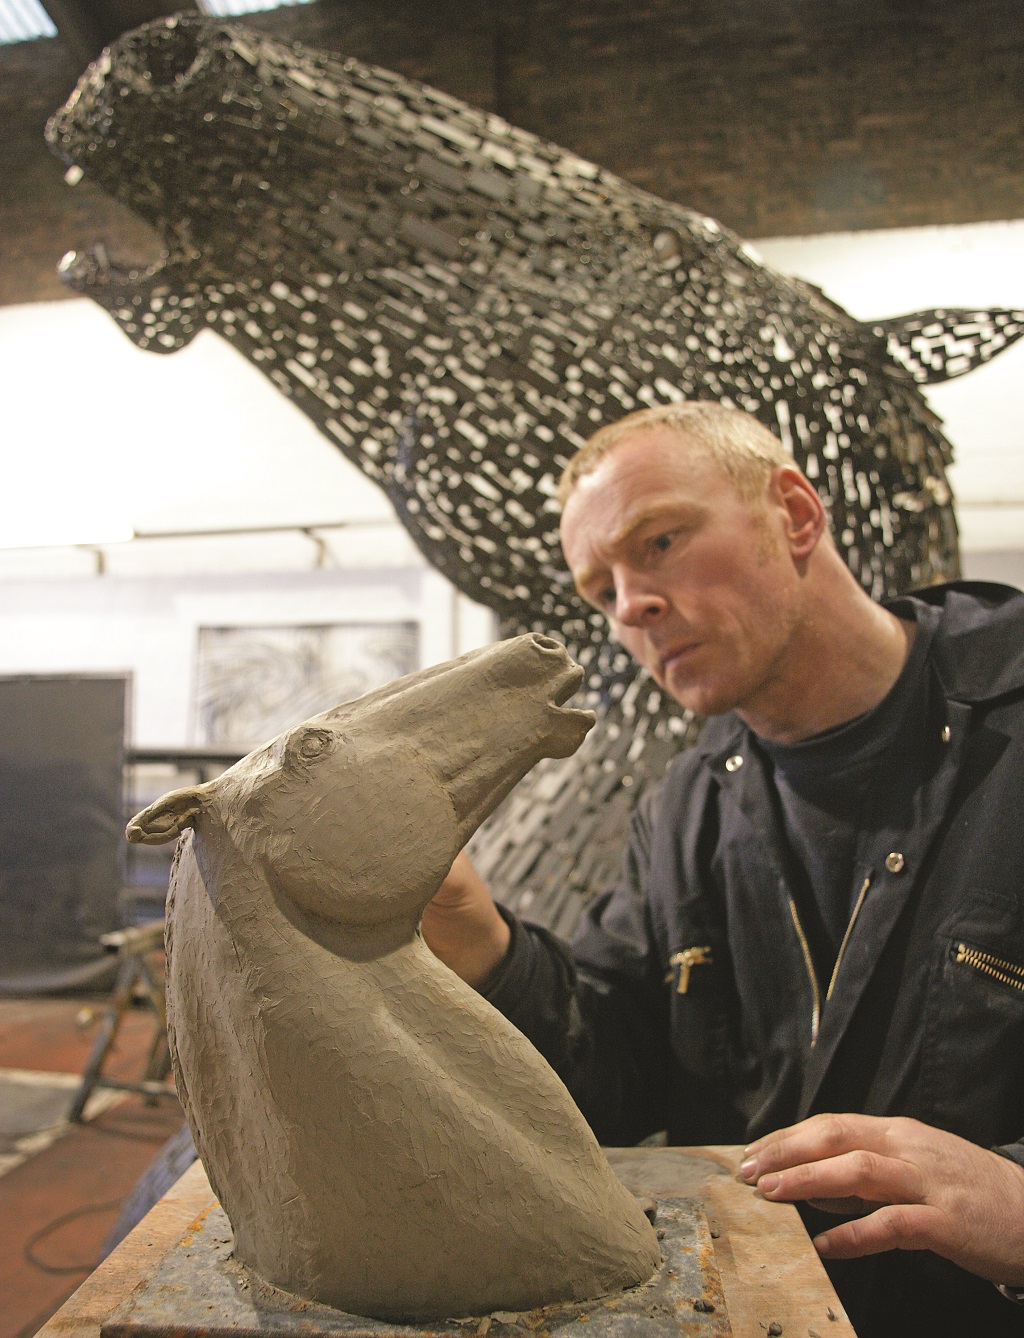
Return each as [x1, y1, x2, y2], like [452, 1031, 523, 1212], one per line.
[557, 401, 794, 507]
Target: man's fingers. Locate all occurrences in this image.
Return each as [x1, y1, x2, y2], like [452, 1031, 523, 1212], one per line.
[743, 1118, 1024, 1280]
[756, 1149, 926, 1206]
[806, 1196, 875, 1216]
[812, 1204, 947, 1260]
[742, 1113, 866, 1179]
[742, 1113, 915, 1181]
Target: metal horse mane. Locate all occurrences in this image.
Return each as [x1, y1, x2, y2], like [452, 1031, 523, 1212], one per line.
[47, 16, 1024, 931]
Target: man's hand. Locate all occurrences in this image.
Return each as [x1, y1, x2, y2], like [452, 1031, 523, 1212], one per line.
[420, 851, 511, 989]
[740, 1113, 1024, 1285]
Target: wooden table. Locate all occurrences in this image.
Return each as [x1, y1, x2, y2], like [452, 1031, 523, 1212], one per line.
[33, 1148, 855, 1338]
[607, 1147, 855, 1336]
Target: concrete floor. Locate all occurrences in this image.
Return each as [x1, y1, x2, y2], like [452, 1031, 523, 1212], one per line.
[0, 998, 184, 1338]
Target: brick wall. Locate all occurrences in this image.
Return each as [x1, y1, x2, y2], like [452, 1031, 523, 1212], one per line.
[3, 0, 1022, 304]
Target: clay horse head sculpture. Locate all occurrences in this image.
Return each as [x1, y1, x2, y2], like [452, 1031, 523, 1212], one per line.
[126, 634, 660, 1320]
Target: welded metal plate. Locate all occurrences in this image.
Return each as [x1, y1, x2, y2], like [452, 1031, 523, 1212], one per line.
[102, 1197, 730, 1338]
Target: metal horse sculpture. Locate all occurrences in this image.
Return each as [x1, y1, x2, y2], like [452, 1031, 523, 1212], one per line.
[47, 16, 1024, 931]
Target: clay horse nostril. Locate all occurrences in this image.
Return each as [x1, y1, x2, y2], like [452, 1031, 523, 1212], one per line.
[142, 23, 202, 88]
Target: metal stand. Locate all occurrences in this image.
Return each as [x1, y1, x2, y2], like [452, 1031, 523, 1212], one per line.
[67, 921, 176, 1123]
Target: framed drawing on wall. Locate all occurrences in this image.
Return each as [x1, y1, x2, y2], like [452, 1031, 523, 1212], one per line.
[192, 622, 420, 750]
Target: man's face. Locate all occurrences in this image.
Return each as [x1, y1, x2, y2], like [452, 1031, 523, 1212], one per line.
[559, 427, 807, 721]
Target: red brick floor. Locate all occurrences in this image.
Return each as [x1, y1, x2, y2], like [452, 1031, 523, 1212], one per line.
[0, 999, 183, 1338]
[0, 998, 167, 1079]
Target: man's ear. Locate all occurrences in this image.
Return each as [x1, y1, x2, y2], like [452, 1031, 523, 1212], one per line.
[126, 784, 214, 845]
[770, 465, 827, 559]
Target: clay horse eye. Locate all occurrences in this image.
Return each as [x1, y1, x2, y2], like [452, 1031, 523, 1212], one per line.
[298, 729, 332, 760]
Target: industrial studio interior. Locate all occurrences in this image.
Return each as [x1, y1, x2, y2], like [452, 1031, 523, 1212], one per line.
[1, 3, 1023, 1337]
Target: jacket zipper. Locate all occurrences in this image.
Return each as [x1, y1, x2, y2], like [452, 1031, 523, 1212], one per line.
[786, 897, 821, 1046]
[787, 875, 872, 1047]
[954, 943, 1024, 993]
[826, 876, 872, 1003]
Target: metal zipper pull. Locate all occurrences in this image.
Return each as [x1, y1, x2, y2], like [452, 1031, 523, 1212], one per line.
[669, 945, 714, 994]
[955, 942, 1024, 992]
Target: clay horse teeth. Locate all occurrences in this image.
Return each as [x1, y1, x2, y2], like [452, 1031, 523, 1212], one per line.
[47, 15, 1024, 931]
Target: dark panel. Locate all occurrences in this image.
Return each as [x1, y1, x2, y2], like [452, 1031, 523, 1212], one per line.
[0, 675, 128, 993]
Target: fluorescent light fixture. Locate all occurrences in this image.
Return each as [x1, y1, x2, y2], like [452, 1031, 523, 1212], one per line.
[198, 0, 315, 16]
[0, 0, 57, 44]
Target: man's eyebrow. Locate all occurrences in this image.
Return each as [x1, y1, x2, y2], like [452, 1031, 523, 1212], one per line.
[607, 500, 704, 551]
[570, 501, 703, 594]
[571, 561, 609, 596]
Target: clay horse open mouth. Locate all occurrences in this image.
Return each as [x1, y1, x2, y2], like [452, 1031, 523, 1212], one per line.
[547, 655, 595, 726]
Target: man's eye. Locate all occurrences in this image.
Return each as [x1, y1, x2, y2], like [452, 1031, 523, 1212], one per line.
[651, 532, 674, 553]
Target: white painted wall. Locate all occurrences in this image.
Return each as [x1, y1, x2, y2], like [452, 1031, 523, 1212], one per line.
[0, 566, 494, 746]
[754, 218, 1024, 555]
[0, 297, 400, 552]
[0, 295, 495, 747]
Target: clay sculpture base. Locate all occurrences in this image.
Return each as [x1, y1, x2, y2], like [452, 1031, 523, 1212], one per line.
[101, 1196, 729, 1338]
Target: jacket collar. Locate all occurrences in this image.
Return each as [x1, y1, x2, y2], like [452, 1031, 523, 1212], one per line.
[884, 580, 1024, 703]
[696, 580, 1024, 766]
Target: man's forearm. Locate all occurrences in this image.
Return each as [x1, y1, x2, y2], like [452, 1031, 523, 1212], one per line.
[420, 850, 511, 987]
[484, 909, 670, 1147]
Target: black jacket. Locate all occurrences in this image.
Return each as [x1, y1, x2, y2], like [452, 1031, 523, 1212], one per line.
[486, 582, 1024, 1338]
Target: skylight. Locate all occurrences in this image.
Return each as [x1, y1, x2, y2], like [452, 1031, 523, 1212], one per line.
[0, 0, 57, 44]
[198, 0, 316, 15]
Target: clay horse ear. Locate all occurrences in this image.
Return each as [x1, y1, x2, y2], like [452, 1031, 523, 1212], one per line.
[126, 784, 213, 845]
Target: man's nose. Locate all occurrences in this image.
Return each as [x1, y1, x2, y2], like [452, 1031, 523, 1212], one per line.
[614, 578, 668, 626]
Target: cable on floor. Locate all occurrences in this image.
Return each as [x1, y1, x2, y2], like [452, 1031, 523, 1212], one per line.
[23, 1198, 124, 1274]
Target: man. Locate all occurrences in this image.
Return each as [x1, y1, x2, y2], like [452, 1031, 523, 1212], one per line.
[421, 401, 1024, 1337]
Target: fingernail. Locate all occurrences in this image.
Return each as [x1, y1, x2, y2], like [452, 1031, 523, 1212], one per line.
[758, 1172, 781, 1194]
[739, 1157, 758, 1181]
[813, 1233, 831, 1257]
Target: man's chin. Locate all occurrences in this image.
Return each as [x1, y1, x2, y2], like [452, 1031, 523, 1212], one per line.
[662, 671, 735, 719]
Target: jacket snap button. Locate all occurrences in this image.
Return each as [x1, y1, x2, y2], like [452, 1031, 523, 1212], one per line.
[940, 725, 951, 743]
[725, 754, 743, 772]
[885, 851, 905, 874]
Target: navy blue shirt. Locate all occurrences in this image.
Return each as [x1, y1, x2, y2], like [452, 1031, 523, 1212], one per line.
[755, 599, 940, 974]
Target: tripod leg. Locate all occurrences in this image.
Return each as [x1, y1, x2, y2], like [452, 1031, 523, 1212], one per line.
[138, 955, 171, 1089]
[67, 955, 140, 1122]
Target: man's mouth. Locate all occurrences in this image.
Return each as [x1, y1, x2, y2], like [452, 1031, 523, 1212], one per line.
[660, 642, 702, 676]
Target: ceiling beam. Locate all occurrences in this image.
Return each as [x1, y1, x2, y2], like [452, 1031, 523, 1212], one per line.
[44, 0, 202, 67]
[39, 0, 103, 67]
